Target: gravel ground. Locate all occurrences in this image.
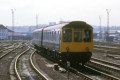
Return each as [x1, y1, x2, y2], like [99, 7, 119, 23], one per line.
[33, 53, 82, 80]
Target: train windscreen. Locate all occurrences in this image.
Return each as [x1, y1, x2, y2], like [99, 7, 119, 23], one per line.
[63, 29, 72, 42]
[74, 32, 82, 42]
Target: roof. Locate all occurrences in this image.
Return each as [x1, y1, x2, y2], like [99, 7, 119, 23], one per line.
[33, 21, 93, 33]
[0, 24, 7, 29]
[44, 23, 68, 31]
[34, 28, 43, 32]
[8, 29, 14, 32]
[63, 21, 93, 29]
[8, 32, 24, 36]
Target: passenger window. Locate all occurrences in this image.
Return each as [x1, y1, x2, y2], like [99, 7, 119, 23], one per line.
[84, 30, 92, 42]
[63, 29, 72, 42]
[74, 32, 82, 42]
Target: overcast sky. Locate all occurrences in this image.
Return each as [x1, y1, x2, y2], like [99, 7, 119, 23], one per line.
[0, 0, 120, 26]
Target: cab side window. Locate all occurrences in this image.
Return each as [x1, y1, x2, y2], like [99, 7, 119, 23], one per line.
[63, 29, 72, 42]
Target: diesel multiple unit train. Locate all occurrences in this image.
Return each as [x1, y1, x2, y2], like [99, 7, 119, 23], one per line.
[32, 21, 93, 65]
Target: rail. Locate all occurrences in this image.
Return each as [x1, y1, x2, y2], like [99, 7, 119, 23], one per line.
[14, 48, 30, 80]
[84, 65, 120, 80]
[30, 49, 50, 80]
[0, 45, 20, 59]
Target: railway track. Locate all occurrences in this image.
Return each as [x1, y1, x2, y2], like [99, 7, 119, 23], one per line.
[0, 44, 16, 53]
[94, 41, 120, 47]
[84, 65, 120, 80]
[30, 49, 50, 80]
[14, 47, 50, 80]
[14, 48, 30, 80]
[94, 45, 120, 57]
[69, 67, 93, 80]
[0, 44, 21, 59]
[69, 64, 120, 80]
[94, 45, 120, 52]
[0, 42, 12, 48]
[94, 42, 120, 56]
[86, 57, 120, 77]
[94, 45, 119, 49]
[0, 42, 24, 80]
[91, 57, 120, 68]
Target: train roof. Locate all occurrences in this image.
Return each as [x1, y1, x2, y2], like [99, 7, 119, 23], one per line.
[43, 23, 68, 31]
[63, 21, 93, 29]
[34, 28, 43, 32]
[43, 21, 92, 30]
[33, 21, 93, 32]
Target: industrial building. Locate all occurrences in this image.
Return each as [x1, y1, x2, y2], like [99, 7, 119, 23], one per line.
[94, 30, 120, 41]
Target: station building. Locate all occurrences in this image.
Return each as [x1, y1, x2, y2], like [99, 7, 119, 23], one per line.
[0, 24, 8, 40]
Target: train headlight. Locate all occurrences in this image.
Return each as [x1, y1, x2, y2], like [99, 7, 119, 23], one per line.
[66, 47, 69, 52]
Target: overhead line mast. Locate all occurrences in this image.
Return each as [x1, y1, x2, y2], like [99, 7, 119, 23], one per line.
[99, 16, 102, 39]
[11, 9, 15, 40]
[106, 9, 111, 37]
[36, 14, 38, 29]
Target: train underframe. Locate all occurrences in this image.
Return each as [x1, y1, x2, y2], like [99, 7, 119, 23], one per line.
[61, 52, 92, 65]
[34, 45, 92, 66]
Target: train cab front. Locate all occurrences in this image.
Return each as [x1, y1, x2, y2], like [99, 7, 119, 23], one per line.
[60, 22, 93, 65]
